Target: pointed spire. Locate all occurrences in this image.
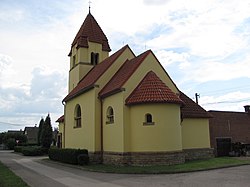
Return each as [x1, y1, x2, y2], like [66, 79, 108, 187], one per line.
[88, 0, 91, 14]
[68, 10, 111, 56]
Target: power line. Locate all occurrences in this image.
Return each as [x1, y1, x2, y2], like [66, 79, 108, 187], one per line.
[200, 84, 250, 96]
[202, 97, 250, 106]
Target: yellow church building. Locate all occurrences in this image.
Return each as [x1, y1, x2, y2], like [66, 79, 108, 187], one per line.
[56, 11, 213, 165]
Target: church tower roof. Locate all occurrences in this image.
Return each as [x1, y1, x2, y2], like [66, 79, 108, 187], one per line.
[69, 12, 111, 55]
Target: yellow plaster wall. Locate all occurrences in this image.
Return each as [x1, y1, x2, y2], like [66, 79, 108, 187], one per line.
[95, 47, 135, 91]
[78, 42, 109, 63]
[181, 118, 211, 149]
[68, 42, 109, 92]
[64, 89, 96, 151]
[102, 93, 125, 152]
[69, 65, 93, 92]
[129, 104, 182, 152]
[123, 52, 179, 98]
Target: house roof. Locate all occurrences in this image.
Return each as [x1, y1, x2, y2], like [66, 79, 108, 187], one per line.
[56, 115, 64, 123]
[63, 45, 129, 102]
[209, 110, 250, 121]
[99, 50, 151, 98]
[126, 71, 184, 105]
[180, 92, 212, 118]
[69, 13, 111, 55]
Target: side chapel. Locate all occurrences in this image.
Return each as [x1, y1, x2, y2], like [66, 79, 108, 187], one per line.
[56, 11, 213, 165]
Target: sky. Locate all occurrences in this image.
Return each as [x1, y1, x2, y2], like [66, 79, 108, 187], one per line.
[0, 0, 250, 132]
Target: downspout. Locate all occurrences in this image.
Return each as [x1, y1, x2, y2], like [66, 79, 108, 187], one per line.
[100, 98, 104, 163]
[62, 101, 66, 148]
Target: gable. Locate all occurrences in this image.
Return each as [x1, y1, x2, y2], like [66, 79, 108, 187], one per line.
[99, 50, 150, 99]
[99, 50, 180, 99]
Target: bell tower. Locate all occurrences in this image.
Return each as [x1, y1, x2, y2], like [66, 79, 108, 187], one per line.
[68, 12, 111, 92]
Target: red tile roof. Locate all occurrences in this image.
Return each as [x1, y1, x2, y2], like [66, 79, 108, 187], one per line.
[63, 45, 129, 102]
[69, 13, 111, 56]
[56, 115, 64, 123]
[125, 71, 184, 105]
[180, 92, 212, 118]
[99, 50, 151, 98]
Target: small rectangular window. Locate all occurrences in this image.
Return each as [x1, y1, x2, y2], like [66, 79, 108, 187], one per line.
[73, 55, 76, 67]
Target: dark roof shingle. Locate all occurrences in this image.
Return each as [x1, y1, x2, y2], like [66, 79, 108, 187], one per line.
[56, 115, 64, 123]
[180, 92, 212, 118]
[69, 13, 111, 55]
[126, 71, 183, 105]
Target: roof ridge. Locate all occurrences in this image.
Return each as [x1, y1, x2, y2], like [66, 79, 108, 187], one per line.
[99, 50, 151, 98]
[209, 110, 247, 114]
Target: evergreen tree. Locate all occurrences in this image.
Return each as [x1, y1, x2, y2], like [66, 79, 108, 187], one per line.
[37, 118, 44, 146]
[40, 114, 53, 148]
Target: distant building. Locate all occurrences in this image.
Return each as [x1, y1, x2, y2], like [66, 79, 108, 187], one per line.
[7, 130, 23, 134]
[56, 115, 64, 148]
[24, 126, 39, 144]
[209, 105, 250, 156]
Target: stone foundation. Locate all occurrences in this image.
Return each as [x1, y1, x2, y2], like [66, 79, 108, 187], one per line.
[89, 148, 214, 166]
[183, 148, 214, 161]
[103, 151, 185, 166]
[89, 151, 102, 164]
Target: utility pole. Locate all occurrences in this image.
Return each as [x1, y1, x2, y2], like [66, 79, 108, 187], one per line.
[195, 93, 200, 104]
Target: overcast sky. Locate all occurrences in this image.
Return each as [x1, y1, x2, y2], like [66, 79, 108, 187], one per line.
[0, 0, 250, 132]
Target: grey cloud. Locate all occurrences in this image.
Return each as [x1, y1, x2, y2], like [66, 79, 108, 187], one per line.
[143, 0, 170, 6]
[0, 67, 66, 117]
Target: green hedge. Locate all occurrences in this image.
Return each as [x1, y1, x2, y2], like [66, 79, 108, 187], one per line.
[49, 147, 89, 165]
[22, 146, 45, 156]
[14, 146, 24, 153]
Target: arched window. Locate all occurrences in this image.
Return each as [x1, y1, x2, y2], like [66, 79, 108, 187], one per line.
[106, 106, 114, 124]
[74, 104, 81, 128]
[144, 113, 154, 125]
[91, 52, 99, 65]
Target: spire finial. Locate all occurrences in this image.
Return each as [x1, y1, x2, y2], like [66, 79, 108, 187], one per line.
[88, 0, 92, 13]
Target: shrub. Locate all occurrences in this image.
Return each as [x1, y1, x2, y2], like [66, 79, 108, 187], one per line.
[6, 138, 16, 150]
[49, 147, 88, 165]
[77, 154, 89, 165]
[14, 146, 24, 153]
[22, 146, 44, 156]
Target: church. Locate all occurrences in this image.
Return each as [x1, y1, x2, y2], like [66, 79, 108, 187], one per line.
[56, 10, 213, 165]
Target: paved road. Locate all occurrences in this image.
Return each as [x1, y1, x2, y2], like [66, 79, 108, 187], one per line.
[0, 150, 250, 187]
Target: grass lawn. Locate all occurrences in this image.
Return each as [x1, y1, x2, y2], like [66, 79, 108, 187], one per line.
[82, 157, 250, 174]
[0, 161, 29, 187]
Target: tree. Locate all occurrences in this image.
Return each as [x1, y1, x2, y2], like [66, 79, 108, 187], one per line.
[37, 118, 44, 146]
[0, 132, 6, 144]
[40, 114, 53, 149]
[1, 132, 27, 149]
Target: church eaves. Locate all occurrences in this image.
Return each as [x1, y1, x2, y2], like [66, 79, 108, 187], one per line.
[69, 13, 111, 56]
[126, 71, 184, 105]
[180, 91, 212, 118]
